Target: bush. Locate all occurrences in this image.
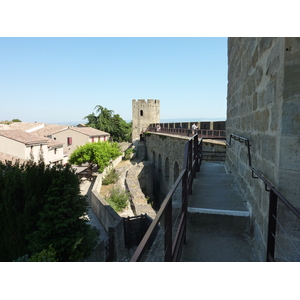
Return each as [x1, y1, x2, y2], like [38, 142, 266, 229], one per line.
[105, 187, 130, 213]
[0, 161, 99, 262]
[123, 148, 134, 160]
[102, 168, 119, 185]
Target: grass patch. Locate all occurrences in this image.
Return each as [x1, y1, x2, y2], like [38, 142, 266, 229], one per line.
[102, 168, 119, 185]
[104, 187, 130, 213]
[123, 148, 134, 160]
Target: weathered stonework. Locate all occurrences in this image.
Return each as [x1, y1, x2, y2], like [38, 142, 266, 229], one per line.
[226, 37, 300, 261]
[132, 99, 160, 142]
[144, 132, 189, 205]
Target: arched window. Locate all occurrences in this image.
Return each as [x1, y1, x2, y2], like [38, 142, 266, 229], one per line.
[140, 110, 143, 116]
[158, 154, 162, 176]
[174, 161, 179, 182]
[165, 157, 169, 182]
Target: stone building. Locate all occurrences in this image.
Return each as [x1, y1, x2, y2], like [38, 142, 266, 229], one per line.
[226, 37, 300, 261]
[132, 99, 160, 142]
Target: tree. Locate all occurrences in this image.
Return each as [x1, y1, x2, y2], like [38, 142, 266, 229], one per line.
[68, 141, 122, 173]
[84, 105, 132, 142]
[0, 161, 99, 262]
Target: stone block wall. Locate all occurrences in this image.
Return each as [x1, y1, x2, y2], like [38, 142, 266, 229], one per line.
[132, 99, 160, 142]
[144, 132, 189, 205]
[226, 37, 300, 261]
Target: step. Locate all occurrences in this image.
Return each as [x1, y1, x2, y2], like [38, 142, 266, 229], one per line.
[180, 224, 257, 262]
[181, 161, 255, 261]
[187, 207, 250, 233]
[190, 162, 248, 212]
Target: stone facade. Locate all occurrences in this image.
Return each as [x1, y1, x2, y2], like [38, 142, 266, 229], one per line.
[144, 132, 189, 205]
[226, 37, 300, 261]
[132, 99, 160, 142]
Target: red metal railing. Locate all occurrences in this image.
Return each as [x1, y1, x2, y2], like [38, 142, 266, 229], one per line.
[147, 126, 226, 139]
[130, 134, 202, 262]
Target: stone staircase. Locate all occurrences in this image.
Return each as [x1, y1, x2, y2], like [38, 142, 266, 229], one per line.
[181, 161, 258, 262]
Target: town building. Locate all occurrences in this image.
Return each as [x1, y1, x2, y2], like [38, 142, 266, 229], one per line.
[0, 130, 64, 165]
[0, 122, 110, 165]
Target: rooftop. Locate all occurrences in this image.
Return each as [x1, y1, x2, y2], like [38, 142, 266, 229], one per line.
[34, 124, 69, 136]
[69, 126, 110, 137]
[0, 152, 26, 164]
[6, 122, 45, 133]
[0, 130, 49, 145]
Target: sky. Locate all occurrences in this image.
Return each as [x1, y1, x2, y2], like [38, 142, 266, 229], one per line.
[0, 37, 228, 124]
[1, 1, 297, 296]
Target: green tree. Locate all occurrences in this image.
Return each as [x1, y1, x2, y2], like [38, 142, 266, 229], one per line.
[68, 141, 121, 173]
[0, 161, 99, 262]
[84, 105, 132, 142]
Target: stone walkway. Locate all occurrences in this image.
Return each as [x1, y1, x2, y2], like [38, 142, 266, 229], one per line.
[180, 161, 258, 262]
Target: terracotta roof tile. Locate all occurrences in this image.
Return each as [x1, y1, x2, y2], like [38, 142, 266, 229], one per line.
[69, 126, 110, 137]
[0, 152, 26, 164]
[34, 124, 69, 136]
[0, 130, 49, 145]
[7, 122, 45, 132]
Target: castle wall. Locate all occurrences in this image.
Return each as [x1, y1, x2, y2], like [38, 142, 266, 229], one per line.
[144, 133, 189, 205]
[132, 99, 160, 141]
[226, 37, 300, 261]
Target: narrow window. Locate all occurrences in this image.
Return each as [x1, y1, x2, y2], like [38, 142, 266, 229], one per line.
[140, 110, 143, 116]
[67, 137, 72, 145]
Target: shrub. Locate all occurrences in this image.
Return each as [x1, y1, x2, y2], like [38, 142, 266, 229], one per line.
[105, 187, 130, 213]
[123, 148, 134, 160]
[0, 161, 99, 262]
[102, 168, 119, 185]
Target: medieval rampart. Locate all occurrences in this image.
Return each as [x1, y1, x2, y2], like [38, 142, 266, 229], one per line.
[132, 99, 160, 142]
[226, 37, 300, 261]
[144, 132, 190, 204]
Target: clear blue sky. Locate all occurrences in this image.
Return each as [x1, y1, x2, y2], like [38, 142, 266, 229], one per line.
[0, 37, 228, 123]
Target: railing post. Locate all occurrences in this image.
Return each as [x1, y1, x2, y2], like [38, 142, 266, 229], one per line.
[266, 190, 278, 262]
[193, 135, 198, 176]
[182, 170, 188, 245]
[164, 197, 172, 261]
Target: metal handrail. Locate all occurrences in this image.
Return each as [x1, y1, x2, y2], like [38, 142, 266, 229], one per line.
[146, 127, 226, 139]
[228, 133, 300, 261]
[130, 134, 201, 262]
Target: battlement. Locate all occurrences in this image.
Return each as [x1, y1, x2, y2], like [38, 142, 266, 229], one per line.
[132, 99, 160, 105]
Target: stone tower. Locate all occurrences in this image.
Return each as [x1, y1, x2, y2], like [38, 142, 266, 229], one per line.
[132, 99, 160, 141]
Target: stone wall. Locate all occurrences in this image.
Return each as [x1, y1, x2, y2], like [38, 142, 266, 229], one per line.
[90, 155, 127, 261]
[226, 37, 300, 261]
[144, 132, 189, 205]
[132, 99, 160, 142]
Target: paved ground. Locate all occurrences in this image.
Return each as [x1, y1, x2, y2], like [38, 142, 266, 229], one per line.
[180, 161, 258, 262]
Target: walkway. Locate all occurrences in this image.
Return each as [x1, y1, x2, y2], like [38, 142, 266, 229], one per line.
[180, 161, 258, 262]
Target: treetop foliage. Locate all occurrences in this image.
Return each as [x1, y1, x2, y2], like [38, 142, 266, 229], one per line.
[0, 160, 99, 262]
[68, 141, 122, 173]
[84, 105, 132, 142]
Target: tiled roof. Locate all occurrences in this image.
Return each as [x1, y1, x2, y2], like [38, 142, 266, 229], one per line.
[69, 126, 110, 137]
[0, 124, 11, 130]
[0, 130, 49, 145]
[34, 124, 69, 136]
[0, 152, 26, 164]
[7, 122, 45, 133]
[47, 138, 64, 148]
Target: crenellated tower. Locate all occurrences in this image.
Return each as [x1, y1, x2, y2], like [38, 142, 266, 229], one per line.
[132, 99, 160, 141]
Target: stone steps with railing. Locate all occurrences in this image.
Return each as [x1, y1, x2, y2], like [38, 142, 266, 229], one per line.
[181, 161, 258, 262]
